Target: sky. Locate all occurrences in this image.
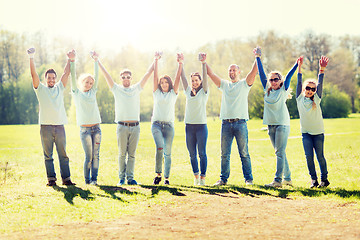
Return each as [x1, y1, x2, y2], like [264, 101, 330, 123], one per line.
[0, 0, 359, 53]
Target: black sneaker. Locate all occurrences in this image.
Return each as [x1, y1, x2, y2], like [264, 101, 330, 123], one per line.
[164, 179, 170, 185]
[47, 180, 57, 186]
[153, 176, 161, 185]
[318, 179, 330, 188]
[62, 180, 76, 186]
[310, 179, 319, 188]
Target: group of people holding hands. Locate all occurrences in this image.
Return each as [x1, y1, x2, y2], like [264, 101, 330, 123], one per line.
[28, 46, 330, 189]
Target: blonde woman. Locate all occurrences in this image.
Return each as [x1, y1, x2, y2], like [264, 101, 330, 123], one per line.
[70, 51, 101, 185]
[254, 47, 301, 188]
[296, 56, 330, 188]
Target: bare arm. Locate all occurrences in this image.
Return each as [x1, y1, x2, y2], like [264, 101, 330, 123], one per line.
[60, 50, 75, 87]
[98, 59, 115, 89]
[140, 59, 155, 89]
[153, 52, 161, 92]
[199, 53, 208, 92]
[180, 64, 188, 90]
[205, 62, 221, 88]
[173, 53, 183, 94]
[245, 59, 258, 86]
[27, 48, 40, 89]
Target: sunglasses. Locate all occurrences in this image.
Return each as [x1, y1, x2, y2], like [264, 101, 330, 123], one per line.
[269, 78, 280, 82]
[305, 86, 316, 92]
[122, 76, 131, 80]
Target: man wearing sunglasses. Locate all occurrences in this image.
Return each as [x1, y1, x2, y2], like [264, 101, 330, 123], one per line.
[98, 53, 156, 186]
[204, 55, 258, 186]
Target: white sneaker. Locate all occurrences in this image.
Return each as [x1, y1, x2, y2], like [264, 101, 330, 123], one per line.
[199, 178, 206, 186]
[213, 179, 226, 186]
[194, 178, 200, 186]
[282, 180, 293, 186]
[265, 181, 282, 188]
[245, 180, 253, 186]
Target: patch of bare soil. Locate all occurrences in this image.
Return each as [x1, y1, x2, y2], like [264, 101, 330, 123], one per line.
[3, 190, 360, 240]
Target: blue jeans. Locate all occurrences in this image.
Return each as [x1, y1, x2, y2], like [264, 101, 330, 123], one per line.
[151, 121, 175, 179]
[117, 124, 140, 182]
[302, 133, 328, 181]
[220, 119, 253, 182]
[40, 125, 71, 181]
[185, 124, 208, 177]
[80, 124, 101, 184]
[268, 125, 291, 182]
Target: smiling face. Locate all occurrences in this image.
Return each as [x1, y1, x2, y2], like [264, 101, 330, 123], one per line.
[268, 72, 282, 90]
[82, 76, 94, 92]
[191, 74, 202, 89]
[160, 77, 170, 92]
[304, 82, 317, 98]
[228, 64, 240, 81]
[121, 73, 132, 88]
[45, 73, 56, 88]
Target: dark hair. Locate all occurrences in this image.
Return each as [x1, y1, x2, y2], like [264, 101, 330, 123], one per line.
[158, 75, 173, 92]
[190, 72, 203, 96]
[45, 69, 57, 78]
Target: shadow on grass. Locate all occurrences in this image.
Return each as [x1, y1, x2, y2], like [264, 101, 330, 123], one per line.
[98, 185, 143, 202]
[53, 185, 94, 205]
[141, 185, 186, 197]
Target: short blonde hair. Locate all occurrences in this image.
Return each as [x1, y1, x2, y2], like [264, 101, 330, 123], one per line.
[78, 74, 95, 91]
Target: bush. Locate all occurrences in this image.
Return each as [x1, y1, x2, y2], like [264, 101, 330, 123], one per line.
[321, 85, 351, 118]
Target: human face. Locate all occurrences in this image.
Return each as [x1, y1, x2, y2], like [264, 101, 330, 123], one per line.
[191, 75, 201, 89]
[269, 73, 282, 90]
[228, 65, 240, 81]
[82, 76, 94, 92]
[45, 73, 56, 88]
[304, 83, 316, 98]
[121, 73, 132, 88]
[160, 78, 170, 92]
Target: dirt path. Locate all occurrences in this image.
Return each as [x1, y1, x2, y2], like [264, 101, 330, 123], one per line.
[3, 190, 360, 240]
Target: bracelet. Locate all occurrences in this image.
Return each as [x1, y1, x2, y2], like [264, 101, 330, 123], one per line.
[320, 66, 326, 71]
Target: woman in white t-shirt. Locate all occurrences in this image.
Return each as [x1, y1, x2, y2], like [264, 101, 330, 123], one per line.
[296, 56, 330, 188]
[151, 52, 181, 185]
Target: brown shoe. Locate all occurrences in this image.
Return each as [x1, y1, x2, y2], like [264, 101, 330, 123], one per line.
[62, 180, 76, 186]
[47, 180, 57, 186]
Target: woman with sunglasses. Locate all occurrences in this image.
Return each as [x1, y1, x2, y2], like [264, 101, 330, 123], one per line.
[180, 53, 209, 186]
[296, 56, 330, 188]
[70, 50, 102, 185]
[151, 52, 182, 185]
[254, 47, 301, 188]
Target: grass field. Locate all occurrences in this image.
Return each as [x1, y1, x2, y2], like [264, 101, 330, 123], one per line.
[0, 114, 360, 235]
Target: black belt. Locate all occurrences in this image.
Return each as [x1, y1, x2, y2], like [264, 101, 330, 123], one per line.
[118, 121, 139, 127]
[224, 118, 240, 123]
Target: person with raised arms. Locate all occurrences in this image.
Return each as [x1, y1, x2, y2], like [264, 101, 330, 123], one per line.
[70, 50, 102, 185]
[151, 52, 181, 185]
[180, 53, 209, 186]
[204, 53, 258, 186]
[296, 56, 330, 188]
[97, 52, 155, 186]
[254, 46, 300, 188]
[28, 48, 76, 186]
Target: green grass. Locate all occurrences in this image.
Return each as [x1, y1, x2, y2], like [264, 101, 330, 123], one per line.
[0, 114, 360, 233]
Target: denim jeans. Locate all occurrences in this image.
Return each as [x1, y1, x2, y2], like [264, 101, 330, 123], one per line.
[117, 124, 140, 182]
[151, 121, 175, 178]
[268, 125, 291, 182]
[185, 124, 208, 177]
[40, 125, 71, 181]
[302, 133, 328, 181]
[220, 119, 253, 182]
[80, 124, 101, 184]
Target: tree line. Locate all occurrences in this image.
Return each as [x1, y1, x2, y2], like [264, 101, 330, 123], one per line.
[0, 29, 359, 124]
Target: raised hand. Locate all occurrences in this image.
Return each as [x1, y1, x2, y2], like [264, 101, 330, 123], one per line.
[253, 46, 262, 57]
[67, 50, 76, 61]
[90, 51, 99, 61]
[27, 48, 35, 58]
[177, 53, 184, 64]
[155, 51, 163, 60]
[297, 56, 304, 66]
[198, 52, 207, 63]
[319, 56, 329, 68]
